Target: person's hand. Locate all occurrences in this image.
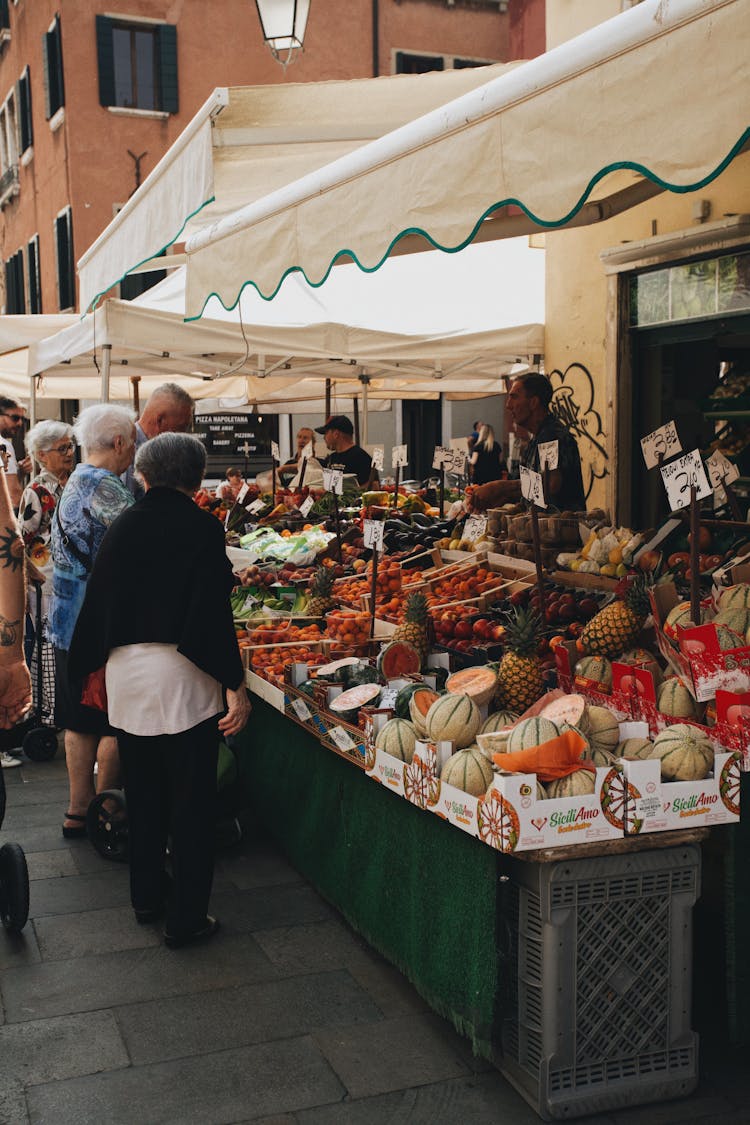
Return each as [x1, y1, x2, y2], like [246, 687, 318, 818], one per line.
[17, 456, 32, 476]
[219, 686, 251, 737]
[0, 659, 32, 728]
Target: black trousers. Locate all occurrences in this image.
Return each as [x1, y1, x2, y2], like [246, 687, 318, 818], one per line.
[116, 717, 219, 936]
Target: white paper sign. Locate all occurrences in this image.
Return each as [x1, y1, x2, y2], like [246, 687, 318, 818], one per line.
[363, 519, 385, 550]
[391, 444, 408, 469]
[236, 482, 251, 504]
[291, 697, 312, 722]
[322, 468, 344, 495]
[538, 440, 559, 471]
[640, 420, 682, 469]
[432, 446, 452, 470]
[378, 686, 400, 711]
[660, 449, 712, 511]
[299, 441, 314, 462]
[519, 465, 547, 508]
[271, 441, 280, 463]
[706, 449, 740, 490]
[450, 449, 467, 474]
[298, 495, 314, 517]
[464, 515, 487, 542]
[618, 721, 650, 740]
[328, 725, 357, 752]
[371, 445, 384, 471]
[246, 498, 265, 515]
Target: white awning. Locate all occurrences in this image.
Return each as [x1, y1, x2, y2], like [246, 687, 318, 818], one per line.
[184, 0, 750, 317]
[77, 65, 521, 314]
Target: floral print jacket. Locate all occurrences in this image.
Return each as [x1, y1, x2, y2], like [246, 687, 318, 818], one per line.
[20, 469, 64, 579]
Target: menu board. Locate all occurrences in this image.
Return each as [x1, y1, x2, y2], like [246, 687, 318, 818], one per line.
[193, 413, 277, 478]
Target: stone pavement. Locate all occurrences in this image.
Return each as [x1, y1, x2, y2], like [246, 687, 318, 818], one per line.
[0, 753, 747, 1125]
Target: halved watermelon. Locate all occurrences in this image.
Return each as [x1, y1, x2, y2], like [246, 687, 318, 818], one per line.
[377, 641, 421, 679]
[329, 683, 382, 723]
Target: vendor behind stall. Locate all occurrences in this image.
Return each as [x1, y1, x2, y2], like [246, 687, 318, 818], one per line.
[468, 374, 586, 513]
[316, 415, 374, 487]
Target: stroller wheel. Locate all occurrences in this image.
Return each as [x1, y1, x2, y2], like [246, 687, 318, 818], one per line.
[86, 790, 129, 863]
[0, 842, 30, 932]
[22, 727, 59, 762]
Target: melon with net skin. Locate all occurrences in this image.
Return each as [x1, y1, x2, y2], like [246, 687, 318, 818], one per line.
[575, 655, 612, 692]
[617, 737, 654, 760]
[480, 710, 519, 735]
[650, 724, 714, 781]
[425, 693, 481, 749]
[546, 770, 596, 799]
[585, 706, 621, 754]
[657, 676, 698, 719]
[409, 687, 441, 737]
[719, 583, 750, 611]
[506, 716, 560, 754]
[440, 745, 494, 796]
[375, 718, 417, 763]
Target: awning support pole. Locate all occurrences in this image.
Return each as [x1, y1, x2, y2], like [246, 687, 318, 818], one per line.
[353, 397, 360, 445]
[130, 374, 141, 414]
[101, 344, 112, 403]
[360, 373, 370, 446]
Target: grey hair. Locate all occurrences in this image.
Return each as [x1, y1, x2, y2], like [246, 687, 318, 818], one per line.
[147, 382, 194, 409]
[73, 404, 136, 455]
[25, 420, 74, 457]
[135, 432, 206, 492]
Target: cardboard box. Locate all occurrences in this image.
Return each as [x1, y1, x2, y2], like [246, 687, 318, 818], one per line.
[551, 569, 619, 592]
[621, 751, 741, 833]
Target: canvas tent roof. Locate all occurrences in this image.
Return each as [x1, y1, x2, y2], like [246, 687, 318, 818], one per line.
[183, 0, 750, 317]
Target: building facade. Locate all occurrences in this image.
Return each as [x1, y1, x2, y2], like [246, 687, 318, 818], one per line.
[0, 0, 544, 316]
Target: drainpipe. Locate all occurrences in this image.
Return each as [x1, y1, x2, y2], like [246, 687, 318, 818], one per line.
[372, 0, 379, 76]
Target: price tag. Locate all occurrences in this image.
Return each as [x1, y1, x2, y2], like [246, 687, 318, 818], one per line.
[371, 445, 384, 471]
[299, 441, 313, 462]
[299, 495, 314, 517]
[237, 482, 251, 504]
[322, 468, 344, 495]
[246, 498, 265, 515]
[328, 725, 356, 752]
[291, 697, 312, 722]
[519, 465, 547, 508]
[271, 441, 280, 463]
[241, 593, 258, 612]
[538, 440, 559, 471]
[706, 449, 740, 490]
[640, 420, 681, 469]
[391, 444, 408, 469]
[363, 519, 385, 550]
[378, 686, 399, 710]
[432, 446, 452, 470]
[660, 449, 712, 511]
[464, 515, 487, 542]
[618, 721, 650, 741]
[450, 448, 467, 474]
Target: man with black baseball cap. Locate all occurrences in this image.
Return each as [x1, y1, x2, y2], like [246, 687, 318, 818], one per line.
[315, 414, 374, 487]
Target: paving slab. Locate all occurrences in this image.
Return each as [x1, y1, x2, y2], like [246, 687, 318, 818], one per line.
[611, 1093, 737, 1124]
[1, 781, 69, 808]
[70, 841, 125, 875]
[253, 920, 377, 975]
[313, 1012, 470, 1100]
[1, 931, 278, 1022]
[116, 968, 383, 1065]
[34, 904, 162, 960]
[0, 924, 41, 970]
[3, 801, 72, 830]
[25, 868, 131, 918]
[17, 759, 67, 781]
[0, 823, 71, 852]
[26, 1035, 345, 1125]
[0, 1076, 29, 1125]
[346, 954, 433, 1020]
[217, 844, 305, 891]
[210, 883, 335, 933]
[23, 848, 78, 880]
[0, 1009, 128, 1086]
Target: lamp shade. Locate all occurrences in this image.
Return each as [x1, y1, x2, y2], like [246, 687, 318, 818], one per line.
[255, 0, 310, 56]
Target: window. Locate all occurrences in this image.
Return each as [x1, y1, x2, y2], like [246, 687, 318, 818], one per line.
[5, 248, 24, 313]
[96, 17, 178, 113]
[27, 234, 41, 313]
[0, 1, 9, 35]
[394, 51, 492, 74]
[42, 14, 65, 120]
[55, 207, 74, 311]
[0, 89, 18, 206]
[17, 67, 32, 153]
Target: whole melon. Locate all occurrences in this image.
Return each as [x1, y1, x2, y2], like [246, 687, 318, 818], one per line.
[375, 718, 417, 763]
[441, 745, 494, 796]
[650, 723, 714, 781]
[574, 655, 612, 692]
[507, 716, 560, 754]
[409, 687, 441, 737]
[657, 676, 698, 719]
[715, 624, 745, 652]
[617, 738, 654, 760]
[664, 601, 706, 640]
[719, 583, 750, 611]
[480, 710, 519, 734]
[426, 693, 480, 748]
[546, 770, 596, 799]
[585, 706, 621, 756]
[619, 648, 662, 685]
[713, 607, 750, 635]
[535, 780, 549, 800]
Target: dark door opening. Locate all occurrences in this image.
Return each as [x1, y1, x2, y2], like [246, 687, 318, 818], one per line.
[401, 399, 441, 482]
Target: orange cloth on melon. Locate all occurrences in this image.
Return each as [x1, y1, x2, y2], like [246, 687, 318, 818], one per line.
[492, 728, 594, 782]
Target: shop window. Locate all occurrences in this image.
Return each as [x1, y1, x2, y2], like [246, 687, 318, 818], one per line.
[27, 234, 41, 313]
[42, 14, 65, 120]
[96, 16, 178, 113]
[630, 251, 750, 327]
[55, 207, 74, 311]
[5, 248, 24, 313]
[17, 66, 32, 153]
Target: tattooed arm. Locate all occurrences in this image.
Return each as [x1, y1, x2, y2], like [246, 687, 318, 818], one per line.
[0, 467, 31, 727]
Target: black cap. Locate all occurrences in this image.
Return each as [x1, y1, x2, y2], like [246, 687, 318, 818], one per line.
[314, 414, 354, 436]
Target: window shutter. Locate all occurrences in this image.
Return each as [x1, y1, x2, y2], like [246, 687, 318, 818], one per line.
[56, 210, 74, 311]
[41, 31, 51, 119]
[5, 260, 14, 315]
[15, 253, 25, 314]
[45, 18, 65, 118]
[95, 15, 115, 107]
[157, 24, 178, 114]
[27, 236, 40, 314]
[0, 1, 10, 33]
[18, 70, 32, 153]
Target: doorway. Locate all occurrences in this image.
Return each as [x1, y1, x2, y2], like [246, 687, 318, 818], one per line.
[401, 399, 441, 482]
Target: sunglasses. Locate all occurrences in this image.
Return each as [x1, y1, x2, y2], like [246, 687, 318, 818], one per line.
[46, 442, 76, 455]
[2, 413, 24, 423]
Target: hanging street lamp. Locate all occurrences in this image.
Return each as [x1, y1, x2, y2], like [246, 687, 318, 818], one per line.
[255, 0, 311, 68]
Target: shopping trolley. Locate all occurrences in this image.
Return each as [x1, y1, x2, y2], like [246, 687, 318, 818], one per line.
[19, 578, 59, 762]
[0, 766, 30, 932]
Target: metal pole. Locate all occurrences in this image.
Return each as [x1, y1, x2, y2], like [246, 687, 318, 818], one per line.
[361, 374, 369, 446]
[325, 378, 331, 419]
[353, 396, 360, 445]
[130, 374, 141, 414]
[101, 343, 112, 403]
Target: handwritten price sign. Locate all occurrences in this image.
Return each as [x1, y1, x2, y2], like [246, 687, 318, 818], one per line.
[298, 495, 314, 517]
[236, 482, 251, 505]
[363, 519, 385, 551]
[328, 725, 356, 752]
[538, 440, 559, 471]
[519, 465, 547, 509]
[322, 468, 344, 495]
[450, 448, 466, 474]
[660, 449, 712, 511]
[706, 449, 740, 490]
[391, 444, 408, 469]
[370, 445, 384, 471]
[299, 441, 314, 462]
[271, 441, 280, 463]
[641, 420, 681, 469]
[246, 498, 265, 515]
[464, 515, 487, 542]
[432, 446, 453, 470]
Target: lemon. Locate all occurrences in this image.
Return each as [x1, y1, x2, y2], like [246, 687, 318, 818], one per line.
[615, 563, 628, 577]
[600, 563, 617, 577]
[608, 546, 624, 565]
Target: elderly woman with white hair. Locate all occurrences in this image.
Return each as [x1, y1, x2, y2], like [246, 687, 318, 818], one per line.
[49, 403, 136, 840]
[20, 420, 76, 595]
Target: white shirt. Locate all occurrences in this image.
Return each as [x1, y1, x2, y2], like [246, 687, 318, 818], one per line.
[105, 643, 223, 736]
[0, 437, 18, 475]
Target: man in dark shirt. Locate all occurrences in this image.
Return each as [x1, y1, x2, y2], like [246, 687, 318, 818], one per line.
[315, 414, 374, 487]
[468, 374, 586, 512]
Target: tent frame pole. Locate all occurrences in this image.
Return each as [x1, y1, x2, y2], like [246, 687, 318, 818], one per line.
[101, 344, 112, 403]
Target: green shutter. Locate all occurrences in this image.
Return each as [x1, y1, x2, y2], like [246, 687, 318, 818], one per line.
[41, 30, 51, 119]
[96, 15, 115, 107]
[157, 24, 178, 114]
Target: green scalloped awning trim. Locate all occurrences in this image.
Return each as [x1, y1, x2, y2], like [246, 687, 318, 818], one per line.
[82, 194, 216, 317]
[185, 131, 750, 321]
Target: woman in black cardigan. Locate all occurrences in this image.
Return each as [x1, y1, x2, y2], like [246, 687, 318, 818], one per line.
[69, 432, 250, 948]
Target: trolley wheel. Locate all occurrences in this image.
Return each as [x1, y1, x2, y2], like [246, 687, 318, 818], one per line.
[0, 842, 30, 932]
[86, 789, 129, 863]
[22, 726, 59, 763]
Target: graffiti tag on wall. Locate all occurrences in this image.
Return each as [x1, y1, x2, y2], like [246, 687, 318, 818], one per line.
[548, 363, 609, 501]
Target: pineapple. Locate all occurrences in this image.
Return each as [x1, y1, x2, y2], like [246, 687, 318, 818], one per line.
[496, 607, 544, 713]
[580, 576, 650, 658]
[306, 566, 336, 617]
[391, 590, 430, 666]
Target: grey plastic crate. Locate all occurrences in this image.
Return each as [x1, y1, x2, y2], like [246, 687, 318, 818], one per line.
[498, 844, 700, 1120]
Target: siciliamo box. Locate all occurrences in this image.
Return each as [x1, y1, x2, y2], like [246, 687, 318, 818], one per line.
[620, 751, 741, 833]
